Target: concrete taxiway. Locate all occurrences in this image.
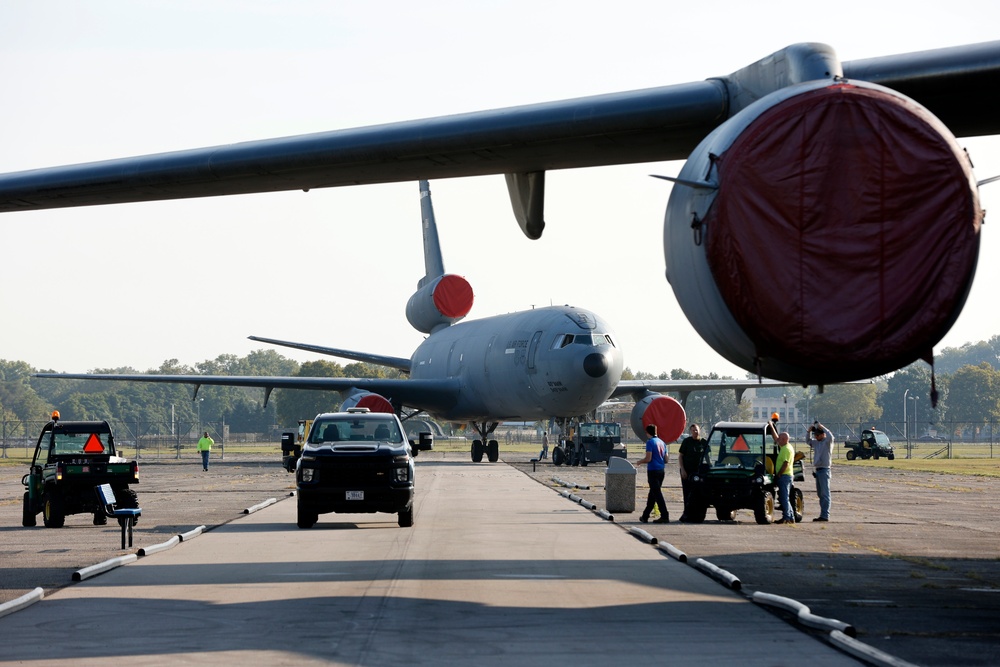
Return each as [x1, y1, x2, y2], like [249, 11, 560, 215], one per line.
[0, 458, 862, 666]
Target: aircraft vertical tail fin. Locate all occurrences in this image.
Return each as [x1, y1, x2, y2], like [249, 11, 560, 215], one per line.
[405, 181, 475, 334]
[418, 180, 446, 288]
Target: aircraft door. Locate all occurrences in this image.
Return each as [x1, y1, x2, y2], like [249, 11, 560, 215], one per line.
[526, 331, 543, 374]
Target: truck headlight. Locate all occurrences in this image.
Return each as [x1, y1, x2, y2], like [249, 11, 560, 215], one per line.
[393, 467, 410, 483]
[301, 468, 316, 483]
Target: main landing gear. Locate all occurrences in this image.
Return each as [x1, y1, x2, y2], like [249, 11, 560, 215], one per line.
[470, 421, 500, 463]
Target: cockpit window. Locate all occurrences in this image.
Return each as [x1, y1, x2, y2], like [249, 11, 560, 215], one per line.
[552, 333, 615, 349]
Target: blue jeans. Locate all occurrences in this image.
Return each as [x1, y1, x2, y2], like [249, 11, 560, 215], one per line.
[777, 475, 794, 522]
[201, 449, 210, 470]
[814, 467, 831, 519]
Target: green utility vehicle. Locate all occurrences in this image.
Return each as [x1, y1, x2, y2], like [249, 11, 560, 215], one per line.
[21, 413, 139, 528]
[843, 428, 895, 460]
[685, 421, 804, 525]
[552, 422, 627, 466]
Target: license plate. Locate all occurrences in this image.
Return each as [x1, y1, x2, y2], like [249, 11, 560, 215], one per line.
[346, 490, 364, 500]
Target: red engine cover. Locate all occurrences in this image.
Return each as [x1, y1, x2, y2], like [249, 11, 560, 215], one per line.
[705, 83, 981, 379]
[631, 394, 687, 443]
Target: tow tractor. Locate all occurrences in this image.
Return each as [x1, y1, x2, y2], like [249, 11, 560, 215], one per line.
[552, 421, 627, 466]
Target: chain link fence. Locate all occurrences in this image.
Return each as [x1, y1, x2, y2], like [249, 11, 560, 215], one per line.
[0, 419, 280, 461]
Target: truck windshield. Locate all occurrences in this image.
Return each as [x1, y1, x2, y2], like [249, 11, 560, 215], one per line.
[309, 418, 403, 444]
[704, 429, 765, 468]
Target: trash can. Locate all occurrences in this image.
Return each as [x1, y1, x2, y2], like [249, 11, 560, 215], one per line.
[605, 456, 636, 513]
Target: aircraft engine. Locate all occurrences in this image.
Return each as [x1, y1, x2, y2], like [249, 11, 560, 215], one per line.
[664, 78, 982, 385]
[405, 274, 474, 334]
[339, 391, 395, 414]
[630, 392, 687, 443]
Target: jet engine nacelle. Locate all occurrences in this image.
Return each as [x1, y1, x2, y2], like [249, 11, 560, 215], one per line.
[405, 274, 474, 334]
[339, 390, 395, 414]
[630, 392, 687, 443]
[664, 78, 982, 385]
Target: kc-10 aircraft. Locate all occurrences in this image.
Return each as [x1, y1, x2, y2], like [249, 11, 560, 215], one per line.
[5, 41, 1000, 386]
[38, 181, 793, 462]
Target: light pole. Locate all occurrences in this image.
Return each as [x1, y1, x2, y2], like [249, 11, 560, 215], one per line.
[903, 389, 910, 440]
[908, 395, 919, 458]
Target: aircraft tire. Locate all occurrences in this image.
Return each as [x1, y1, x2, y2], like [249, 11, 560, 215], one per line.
[471, 440, 484, 463]
[487, 440, 499, 463]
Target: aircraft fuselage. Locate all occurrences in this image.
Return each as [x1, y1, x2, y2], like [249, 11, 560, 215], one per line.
[410, 305, 622, 422]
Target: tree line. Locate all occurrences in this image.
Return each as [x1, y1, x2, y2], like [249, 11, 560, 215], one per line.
[1, 335, 996, 438]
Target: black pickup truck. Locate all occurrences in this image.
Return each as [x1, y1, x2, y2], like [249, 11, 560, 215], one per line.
[294, 408, 432, 529]
[22, 413, 139, 528]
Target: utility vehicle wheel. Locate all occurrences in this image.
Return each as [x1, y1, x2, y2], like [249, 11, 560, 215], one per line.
[552, 447, 565, 466]
[888, 453, 895, 460]
[296, 505, 318, 529]
[43, 493, 65, 528]
[715, 506, 737, 521]
[754, 490, 775, 525]
[471, 440, 484, 463]
[22, 492, 36, 527]
[846, 450, 857, 461]
[793, 487, 804, 523]
[487, 440, 499, 463]
[873, 451, 880, 460]
[398, 506, 414, 527]
[116, 488, 139, 525]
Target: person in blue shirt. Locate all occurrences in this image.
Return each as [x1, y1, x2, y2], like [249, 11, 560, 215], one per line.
[636, 423, 669, 523]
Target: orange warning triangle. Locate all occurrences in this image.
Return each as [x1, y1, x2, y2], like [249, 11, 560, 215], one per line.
[731, 435, 750, 452]
[83, 433, 105, 453]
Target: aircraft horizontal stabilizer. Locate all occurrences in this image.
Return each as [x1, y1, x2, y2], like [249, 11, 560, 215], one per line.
[248, 335, 411, 372]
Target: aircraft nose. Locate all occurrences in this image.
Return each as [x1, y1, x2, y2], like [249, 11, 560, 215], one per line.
[583, 352, 609, 378]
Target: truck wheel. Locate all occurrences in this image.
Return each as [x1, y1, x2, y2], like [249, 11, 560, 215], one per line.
[846, 450, 856, 461]
[715, 506, 737, 521]
[487, 440, 499, 463]
[471, 440, 484, 463]
[43, 493, 65, 528]
[296, 505, 318, 529]
[22, 492, 36, 527]
[93, 510, 108, 525]
[793, 487, 804, 523]
[552, 447, 565, 466]
[398, 506, 414, 528]
[754, 490, 775, 525]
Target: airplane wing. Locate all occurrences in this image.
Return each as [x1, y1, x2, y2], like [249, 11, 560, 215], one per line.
[33, 373, 461, 415]
[247, 335, 412, 373]
[1, 41, 997, 226]
[613, 378, 799, 401]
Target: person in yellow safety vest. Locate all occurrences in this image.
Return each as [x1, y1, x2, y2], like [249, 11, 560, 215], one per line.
[197, 431, 214, 471]
[773, 431, 795, 524]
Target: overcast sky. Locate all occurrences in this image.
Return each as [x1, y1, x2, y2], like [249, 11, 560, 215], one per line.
[0, 1, 997, 384]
